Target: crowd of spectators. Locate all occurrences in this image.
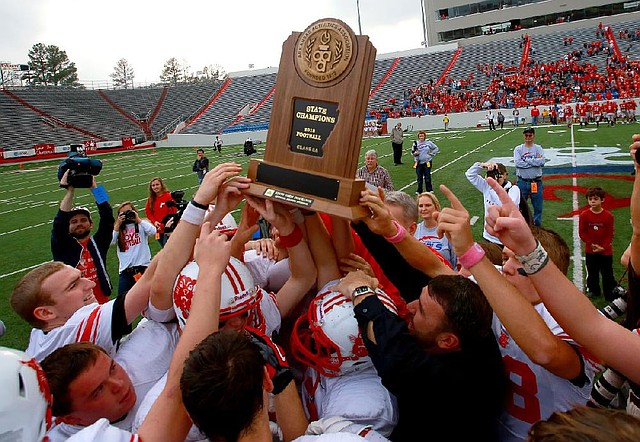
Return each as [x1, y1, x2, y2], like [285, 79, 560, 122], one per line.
[369, 23, 640, 120]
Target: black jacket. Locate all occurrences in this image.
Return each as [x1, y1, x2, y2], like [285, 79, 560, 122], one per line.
[51, 201, 114, 296]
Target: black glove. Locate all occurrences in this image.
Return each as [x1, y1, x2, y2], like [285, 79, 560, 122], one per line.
[246, 327, 293, 395]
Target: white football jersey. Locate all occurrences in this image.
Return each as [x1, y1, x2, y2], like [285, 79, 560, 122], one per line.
[492, 304, 601, 441]
[301, 365, 398, 437]
[65, 418, 139, 442]
[27, 301, 117, 362]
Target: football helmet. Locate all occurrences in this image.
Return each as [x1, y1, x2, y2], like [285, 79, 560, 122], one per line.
[205, 205, 238, 237]
[0, 347, 52, 442]
[290, 289, 398, 377]
[173, 256, 264, 330]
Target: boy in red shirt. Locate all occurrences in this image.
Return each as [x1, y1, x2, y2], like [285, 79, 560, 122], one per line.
[579, 187, 616, 301]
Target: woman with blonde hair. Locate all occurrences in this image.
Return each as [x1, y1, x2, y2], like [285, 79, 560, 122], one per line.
[413, 192, 457, 269]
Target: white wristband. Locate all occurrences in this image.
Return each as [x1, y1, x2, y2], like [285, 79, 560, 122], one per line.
[180, 202, 206, 226]
[515, 240, 550, 275]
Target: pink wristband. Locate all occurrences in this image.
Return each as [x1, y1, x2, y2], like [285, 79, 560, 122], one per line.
[458, 242, 486, 269]
[383, 220, 407, 244]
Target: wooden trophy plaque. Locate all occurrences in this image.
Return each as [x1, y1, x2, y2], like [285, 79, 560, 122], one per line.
[245, 18, 376, 219]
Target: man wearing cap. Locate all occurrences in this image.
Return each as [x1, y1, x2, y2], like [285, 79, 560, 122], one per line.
[51, 173, 114, 303]
[514, 127, 546, 226]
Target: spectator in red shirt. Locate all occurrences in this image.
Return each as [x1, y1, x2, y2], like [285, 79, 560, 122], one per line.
[144, 177, 176, 248]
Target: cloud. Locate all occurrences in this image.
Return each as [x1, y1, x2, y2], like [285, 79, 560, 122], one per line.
[0, 0, 426, 85]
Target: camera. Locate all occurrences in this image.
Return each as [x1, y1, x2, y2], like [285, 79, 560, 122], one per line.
[122, 210, 137, 222]
[635, 148, 640, 165]
[486, 169, 502, 180]
[611, 284, 628, 299]
[57, 145, 103, 188]
[163, 190, 189, 234]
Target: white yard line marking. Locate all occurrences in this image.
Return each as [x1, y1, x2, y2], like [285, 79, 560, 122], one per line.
[570, 124, 584, 291]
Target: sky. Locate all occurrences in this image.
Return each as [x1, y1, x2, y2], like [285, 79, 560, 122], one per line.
[0, 0, 426, 86]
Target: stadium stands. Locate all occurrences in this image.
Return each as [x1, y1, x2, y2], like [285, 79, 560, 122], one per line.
[4, 17, 640, 151]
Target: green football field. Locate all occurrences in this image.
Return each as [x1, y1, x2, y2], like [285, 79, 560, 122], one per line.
[0, 122, 637, 350]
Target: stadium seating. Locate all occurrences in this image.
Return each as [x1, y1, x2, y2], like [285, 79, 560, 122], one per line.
[4, 17, 640, 151]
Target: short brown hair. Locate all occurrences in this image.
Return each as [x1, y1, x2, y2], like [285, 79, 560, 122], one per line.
[41, 343, 108, 416]
[528, 406, 640, 442]
[479, 241, 503, 266]
[585, 186, 605, 200]
[11, 261, 66, 328]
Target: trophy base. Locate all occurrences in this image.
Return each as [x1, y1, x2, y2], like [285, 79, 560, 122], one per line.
[246, 160, 370, 220]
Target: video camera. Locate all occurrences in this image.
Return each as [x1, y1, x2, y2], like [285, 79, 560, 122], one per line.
[163, 190, 189, 234]
[58, 145, 103, 188]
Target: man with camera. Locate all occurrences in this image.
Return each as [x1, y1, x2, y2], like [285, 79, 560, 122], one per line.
[112, 201, 156, 296]
[51, 170, 114, 304]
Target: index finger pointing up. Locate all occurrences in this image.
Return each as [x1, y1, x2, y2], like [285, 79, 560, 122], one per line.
[487, 177, 515, 208]
[439, 184, 464, 211]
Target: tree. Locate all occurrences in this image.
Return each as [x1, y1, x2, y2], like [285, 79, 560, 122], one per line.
[160, 57, 183, 85]
[110, 58, 135, 89]
[192, 64, 227, 83]
[27, 43, 79, 87]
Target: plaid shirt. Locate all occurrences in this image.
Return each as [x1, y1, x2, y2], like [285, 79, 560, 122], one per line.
[356, 165, 394, 191]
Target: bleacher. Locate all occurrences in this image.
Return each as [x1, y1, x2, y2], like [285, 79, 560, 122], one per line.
[182, 73, 278, 135]
[5, 17, 640, 151]
[368, 51, 455, 111]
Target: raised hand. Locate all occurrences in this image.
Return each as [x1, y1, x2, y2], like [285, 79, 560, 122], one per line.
[193, 222, 232, 275]
[358, 187, 397, 237]
[434, 184, 475, 256]
[338, 253, 375, 278]
[244, 196, 294, 236]
[193, 162, 244, 206]
[333, 270, 379, 301]
[485, 177, 536, 255]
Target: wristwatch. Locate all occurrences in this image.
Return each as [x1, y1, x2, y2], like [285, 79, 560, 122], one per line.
[352, 286, 375, 301]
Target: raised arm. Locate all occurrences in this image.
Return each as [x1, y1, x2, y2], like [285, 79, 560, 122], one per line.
[137, 224, 230, 441]
[629, 134, 640, 272]
[437, 184, 582, 379]
[148, 163, 247, 312]
[485, 177, 640, 384]
[245, 197, 316, 318]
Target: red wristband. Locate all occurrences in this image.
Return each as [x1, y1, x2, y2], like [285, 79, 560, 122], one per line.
[458, 242, 486, 269]
[383, 220, 407, 244]
[278, 225, 303, 248]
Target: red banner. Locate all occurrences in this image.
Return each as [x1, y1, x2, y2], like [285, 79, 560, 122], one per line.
[83, 140, 97, 151]
[34, 144, 55, 156]
[121, 136, 134, 149]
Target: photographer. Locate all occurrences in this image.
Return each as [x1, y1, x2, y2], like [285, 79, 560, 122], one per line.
[465, 161, 521, 245]
[111, 201, 156, 296]
[51, 171, 114, 304]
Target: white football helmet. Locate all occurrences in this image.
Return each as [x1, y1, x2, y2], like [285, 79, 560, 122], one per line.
[290, 289, 397, 377]
[205, 205, 238, 237]
[0, 347, 52, 442]
[173, 256, 264, 331]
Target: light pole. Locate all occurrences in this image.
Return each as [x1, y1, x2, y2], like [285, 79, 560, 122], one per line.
[420, 0, 428, 47]
[356, 0, 362, 35]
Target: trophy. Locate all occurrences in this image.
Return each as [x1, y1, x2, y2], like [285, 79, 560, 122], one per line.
[245, 18, 376, 219]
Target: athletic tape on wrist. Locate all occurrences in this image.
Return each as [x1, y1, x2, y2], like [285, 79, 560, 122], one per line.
[180, 202, 206, 226]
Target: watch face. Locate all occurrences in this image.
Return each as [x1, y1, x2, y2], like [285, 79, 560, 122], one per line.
[353, 286, 373, 297]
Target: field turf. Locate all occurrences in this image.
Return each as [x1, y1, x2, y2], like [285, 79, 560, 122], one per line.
[0, 122, 637, 350]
